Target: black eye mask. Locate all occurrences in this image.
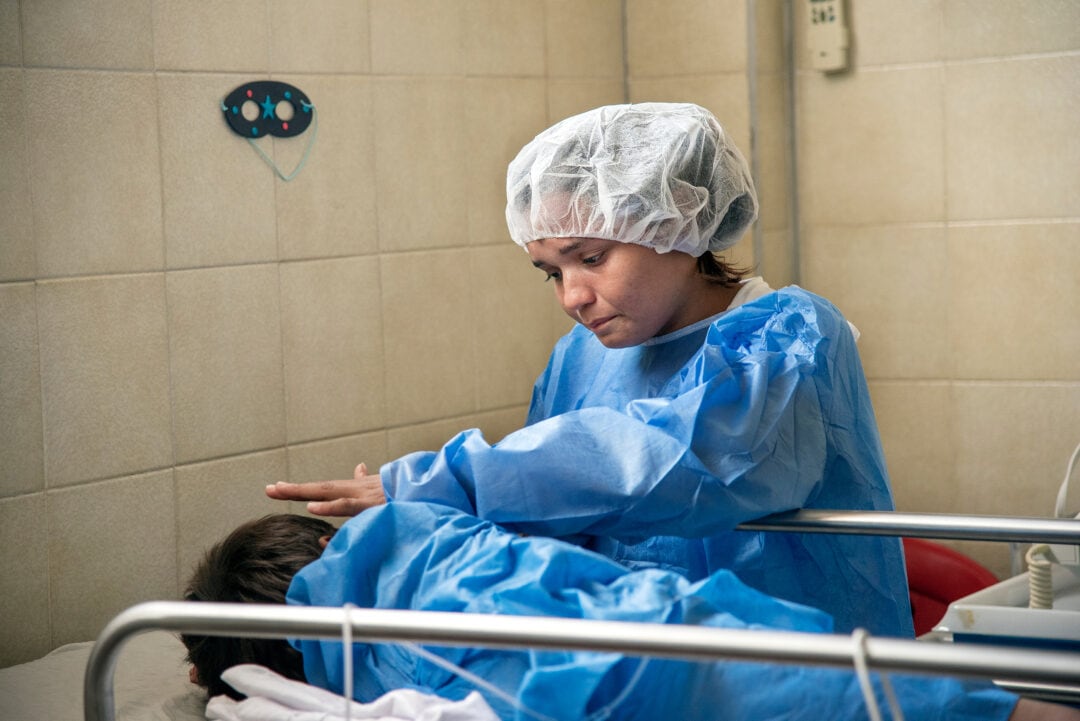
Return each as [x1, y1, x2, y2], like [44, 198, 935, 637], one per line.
[221, 81, 314, 139]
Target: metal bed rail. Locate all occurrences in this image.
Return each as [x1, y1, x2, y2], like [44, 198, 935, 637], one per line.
[85, 511, 1080, 720]
[86, 600, 1080, 721]
[738, 509, 1080, 544]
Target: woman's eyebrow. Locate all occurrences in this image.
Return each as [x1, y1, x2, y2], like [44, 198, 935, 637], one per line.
[531, 239, 590, 268]
[557, 240, 586, 256]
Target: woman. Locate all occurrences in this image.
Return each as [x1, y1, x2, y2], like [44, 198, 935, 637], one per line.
[268, 103, 912, 637]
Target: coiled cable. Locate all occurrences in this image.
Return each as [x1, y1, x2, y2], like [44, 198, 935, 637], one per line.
[1026, 544, 1056, 609]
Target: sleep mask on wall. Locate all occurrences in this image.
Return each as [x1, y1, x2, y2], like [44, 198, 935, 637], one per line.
[221, 81, 317, 181]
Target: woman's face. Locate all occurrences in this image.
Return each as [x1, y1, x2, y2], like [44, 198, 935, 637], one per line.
[526, 237, 714, 348]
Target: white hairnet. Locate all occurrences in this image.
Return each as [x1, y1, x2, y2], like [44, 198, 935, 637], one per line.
[505, 103, 757, 256]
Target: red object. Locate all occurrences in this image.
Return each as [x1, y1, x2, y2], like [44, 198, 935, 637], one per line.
[903, 537, 999, 636]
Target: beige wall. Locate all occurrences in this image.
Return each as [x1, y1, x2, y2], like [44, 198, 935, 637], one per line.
[792, 0, 1080, 578]
[0, 0, 1076, 668]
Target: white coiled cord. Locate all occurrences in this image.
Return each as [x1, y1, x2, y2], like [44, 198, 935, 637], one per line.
[1026, 544, 1056, 609]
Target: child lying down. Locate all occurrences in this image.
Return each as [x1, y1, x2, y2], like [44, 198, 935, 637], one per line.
[183, 502, 1078, 721]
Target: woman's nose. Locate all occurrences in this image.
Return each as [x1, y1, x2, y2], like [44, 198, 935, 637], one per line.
[559, 271, 594, 313]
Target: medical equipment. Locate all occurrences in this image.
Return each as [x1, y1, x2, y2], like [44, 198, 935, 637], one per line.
[929, 441, 1080, 703]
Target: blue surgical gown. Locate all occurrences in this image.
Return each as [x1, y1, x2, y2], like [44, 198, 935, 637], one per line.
[288, 502, 1016, 721]
[381, 287, 914, 637]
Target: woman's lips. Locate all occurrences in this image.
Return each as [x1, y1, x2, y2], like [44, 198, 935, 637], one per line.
[586, 315, 615, 332]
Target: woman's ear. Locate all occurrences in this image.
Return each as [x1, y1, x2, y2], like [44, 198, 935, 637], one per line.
[319, 535, 332, 550]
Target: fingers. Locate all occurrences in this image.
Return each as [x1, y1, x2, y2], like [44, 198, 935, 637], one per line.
[265, 479, 357, 502]
[306, 497, 373, 517]
[265, 474, 386, 518]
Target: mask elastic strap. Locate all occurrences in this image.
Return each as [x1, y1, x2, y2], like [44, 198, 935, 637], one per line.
[245, 107, 319, 182]
[852, 628, 904, 721]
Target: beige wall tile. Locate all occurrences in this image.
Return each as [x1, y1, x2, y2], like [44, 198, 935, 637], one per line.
[167, 265, 285, 463]
[755, 72, 790, 233]
[373, 78, 468, 252]
[370, 0, 465, 75]
[471, 406, 529, 445]
[26, 70, 164, 277]
[48, 471, 176, 645]
[546, 0, 623, 78]
[37, 274, 172, 487]
[759, 228, 794, 289]
[626, 0, 746, 78]
[175, 450, 286, 585]
[945, 56, 1080, 221]
[274, 75, 378, 260]
[754, 0, 786, 76]
[945, 0, 1080, 60]
[21, 0, 153, 69]
[288, 432, 388, 486]
[798, 67, 945, 225]
[546, 79, 626, 123]
[387, 415, 472, 459]
[844, 0, 942, 67]
[0, 283, 43, 497]
[465, 78, 548, 246]
[465, 0, 545, 77]
[802, 223, 950, 379]
[270, 0, 370, 73]
[281, 257, 386, 443]
[0, 0, 20, 65]
[158, 73, 277, 269]
[153, 0, 269, 72]
[0, 494, 50, 666]
[0, 69, 34, 282]
[953, 382, 1080, 518]
[629, 73, 752, 156]
[470, 245, 553, 411]
[868, 380, 956, 512]
[949, 222, 1080, 380]
[381, 250, 476, 426]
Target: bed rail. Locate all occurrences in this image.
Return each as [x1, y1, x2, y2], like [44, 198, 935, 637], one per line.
[85, 599, 1080, 721]
[738, 509, 1080, 544]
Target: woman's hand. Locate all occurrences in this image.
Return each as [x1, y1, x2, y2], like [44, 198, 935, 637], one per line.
[265, 462, 386, 517]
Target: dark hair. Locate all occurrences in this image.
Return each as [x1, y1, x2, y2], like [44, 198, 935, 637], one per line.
[696, 251, 749, 287]
[182, 514, 335, 699]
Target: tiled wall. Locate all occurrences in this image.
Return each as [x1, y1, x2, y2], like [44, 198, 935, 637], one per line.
[0, 0, 628, 666]
[794, 0, 1080, 576]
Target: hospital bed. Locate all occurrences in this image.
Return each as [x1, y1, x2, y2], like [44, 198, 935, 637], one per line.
[1, 510, 1077, 721]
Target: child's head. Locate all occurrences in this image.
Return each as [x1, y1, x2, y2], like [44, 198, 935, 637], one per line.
[182, 513, 336, 699]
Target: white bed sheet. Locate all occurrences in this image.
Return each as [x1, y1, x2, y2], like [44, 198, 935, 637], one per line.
[0, 630, 207, 721]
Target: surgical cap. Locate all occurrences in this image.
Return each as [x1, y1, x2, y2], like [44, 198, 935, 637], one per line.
[505, 103, 758, 256]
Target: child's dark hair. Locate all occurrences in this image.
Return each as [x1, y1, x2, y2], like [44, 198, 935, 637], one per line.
[182, 513, 335, 699]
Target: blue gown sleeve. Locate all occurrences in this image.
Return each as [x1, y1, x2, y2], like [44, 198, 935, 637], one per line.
[381, 289, 865, 540]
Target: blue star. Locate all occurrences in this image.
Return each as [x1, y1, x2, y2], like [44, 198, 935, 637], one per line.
[260, 94, 276, 119]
